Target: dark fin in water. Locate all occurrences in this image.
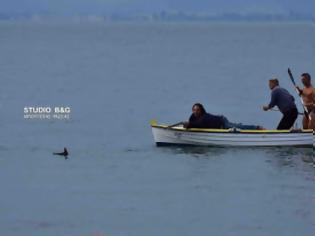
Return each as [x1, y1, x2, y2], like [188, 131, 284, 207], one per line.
[53, 147, 69, 159]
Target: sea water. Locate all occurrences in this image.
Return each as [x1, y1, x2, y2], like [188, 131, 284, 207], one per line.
[0, 21, 314, 236]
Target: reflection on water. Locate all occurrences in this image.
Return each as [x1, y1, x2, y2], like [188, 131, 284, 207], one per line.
[157, 145, 228, 157]
[156, 145, 315, 173]
[263, 147, 315, 182]
[157, 145, 314, 160]
[10, 220, 76, 232]
[301, 155, 315, 164]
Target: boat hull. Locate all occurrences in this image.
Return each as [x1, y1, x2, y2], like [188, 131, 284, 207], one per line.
[151, 125, 313, 147]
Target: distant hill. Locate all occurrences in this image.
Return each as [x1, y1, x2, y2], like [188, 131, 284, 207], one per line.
[0, 11, 314, 22]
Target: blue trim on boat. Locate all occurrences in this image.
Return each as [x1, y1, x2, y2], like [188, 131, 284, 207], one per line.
[156, 142, 198, 147]
[156, 142, 312, 148]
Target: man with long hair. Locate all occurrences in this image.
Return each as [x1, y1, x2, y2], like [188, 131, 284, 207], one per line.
[183, 103, 262, 130]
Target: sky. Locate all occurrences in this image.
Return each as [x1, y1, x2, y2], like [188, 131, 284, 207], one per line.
[0, 0, 314, 16]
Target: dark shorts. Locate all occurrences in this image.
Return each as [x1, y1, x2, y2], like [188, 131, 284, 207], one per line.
[277, 107, 298, 130]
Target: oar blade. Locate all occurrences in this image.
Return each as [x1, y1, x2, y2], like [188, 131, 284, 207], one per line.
[288, 67, 296, 85]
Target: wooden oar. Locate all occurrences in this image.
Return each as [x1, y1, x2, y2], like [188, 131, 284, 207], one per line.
[167, 121, 184, 128]
[288, 68, 311, 120]
[150, 119, 183, 129]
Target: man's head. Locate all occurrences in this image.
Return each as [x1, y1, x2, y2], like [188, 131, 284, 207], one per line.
[301, 73, 311, 87]
[192, 103, 206, 118]
[269, 78, 279, 90]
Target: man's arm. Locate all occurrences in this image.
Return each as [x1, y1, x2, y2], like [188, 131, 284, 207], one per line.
[183, 114, 195, 128]
[187, 116, 205, 128]
[268, 89, 278, 109]
[263, 89, 278, 111]
[295, 86, 303, 96]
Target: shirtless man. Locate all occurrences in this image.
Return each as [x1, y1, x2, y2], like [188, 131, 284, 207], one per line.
[296, 73, 313, 129]
[309, 85, 315, 129]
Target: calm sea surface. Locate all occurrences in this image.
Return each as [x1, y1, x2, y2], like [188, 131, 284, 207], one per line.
[0, 21, 314, 236]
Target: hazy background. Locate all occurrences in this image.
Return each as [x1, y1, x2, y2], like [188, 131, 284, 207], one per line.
[0, 0, 314, 20]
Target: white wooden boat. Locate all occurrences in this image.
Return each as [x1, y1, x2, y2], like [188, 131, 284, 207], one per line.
[150, 120, 314, 147]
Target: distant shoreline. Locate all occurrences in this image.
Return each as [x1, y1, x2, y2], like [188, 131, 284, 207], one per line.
[0, 19, 314, 25]
[0, 11, 314, 24]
